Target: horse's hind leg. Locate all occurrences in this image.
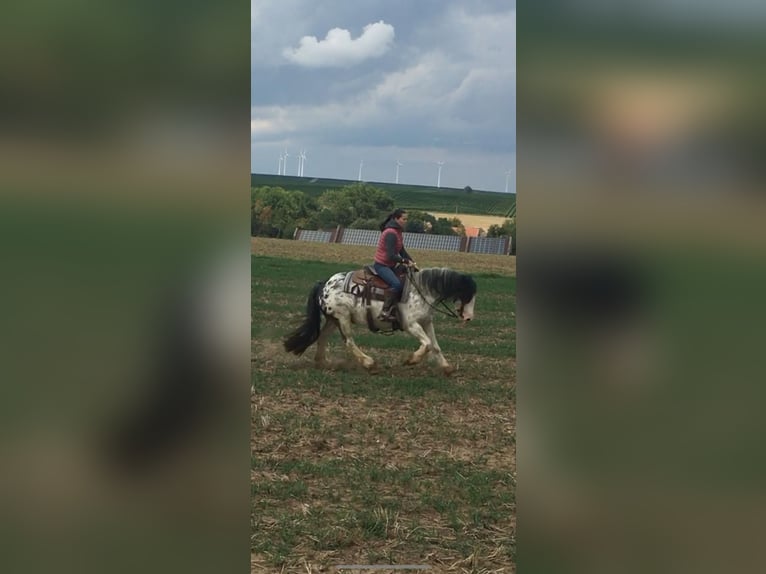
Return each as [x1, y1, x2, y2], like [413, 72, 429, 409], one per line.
[336, 314, 376, 369]
[314, 317, 338, 367]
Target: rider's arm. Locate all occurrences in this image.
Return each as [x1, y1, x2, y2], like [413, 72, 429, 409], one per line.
[400, 245, 412, 262]
[385, 233, 404, 263]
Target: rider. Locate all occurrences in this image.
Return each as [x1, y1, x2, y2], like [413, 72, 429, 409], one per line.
[374, 208, 417, 321]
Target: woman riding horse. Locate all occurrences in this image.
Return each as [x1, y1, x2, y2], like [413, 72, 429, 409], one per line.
[374, 209, 417, 321]
[283, 265, 476, 375]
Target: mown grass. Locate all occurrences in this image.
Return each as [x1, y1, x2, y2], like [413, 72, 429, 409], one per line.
[251, 240, 515, 572]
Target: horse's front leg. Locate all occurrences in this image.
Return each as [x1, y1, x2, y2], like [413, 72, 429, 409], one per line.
[337, 314, 376, 369]
[403, 321, 432, 366]
[423, 320, 454, 375]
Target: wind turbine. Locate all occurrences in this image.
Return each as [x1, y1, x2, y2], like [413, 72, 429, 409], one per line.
[278, 154, 283, 175]
[283, 150, 290, 175]
[505, 169, 514, 193]
[395, 160, 403, 184]
[358, 160, 364, 182]
[436, 161, 445, 188]
[300, 150, 307, 177]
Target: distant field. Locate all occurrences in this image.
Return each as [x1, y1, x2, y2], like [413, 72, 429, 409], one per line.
[429, 212, 510, 231]
[251, 238, 516, 572]
[251, 173, 516, 218]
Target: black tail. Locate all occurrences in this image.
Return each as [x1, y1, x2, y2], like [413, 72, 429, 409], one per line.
[283, 280, 325, 355]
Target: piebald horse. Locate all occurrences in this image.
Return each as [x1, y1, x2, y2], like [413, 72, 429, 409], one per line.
[283, 267, 476, 375]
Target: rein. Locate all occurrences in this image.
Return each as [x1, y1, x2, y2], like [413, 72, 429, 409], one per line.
[406, 267, 461, 319]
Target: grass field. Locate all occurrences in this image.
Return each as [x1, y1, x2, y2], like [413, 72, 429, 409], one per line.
[251, 238, 516, 572]
[251, 173, 517, 218]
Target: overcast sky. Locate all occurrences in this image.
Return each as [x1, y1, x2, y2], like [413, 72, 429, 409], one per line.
[251, 0, 516, 193]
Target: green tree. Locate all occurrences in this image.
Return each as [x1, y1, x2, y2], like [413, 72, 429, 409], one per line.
[404, 219, 426, 233]
[251, 186, 317, 238]
[315, 183, 394, 227]
[404, 210, 435, 234]
[403, 210, 459, 235]
[487, 218, 516, 254]
[486, 218, 514, 237]
[431, 217, 460, 236]
[348, 217, 380, 230]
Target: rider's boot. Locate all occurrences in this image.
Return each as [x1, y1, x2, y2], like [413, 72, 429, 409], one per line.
[378, 291, 400, 321]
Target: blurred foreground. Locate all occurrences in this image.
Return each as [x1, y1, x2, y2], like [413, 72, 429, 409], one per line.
[0, 1, 249, 573]
[520, 3, 766, 573]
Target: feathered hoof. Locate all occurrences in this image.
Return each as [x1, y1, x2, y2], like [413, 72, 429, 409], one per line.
[363, 358, 377, 370]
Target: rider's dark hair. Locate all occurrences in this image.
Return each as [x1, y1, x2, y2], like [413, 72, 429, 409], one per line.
[380, 208, 407, 231]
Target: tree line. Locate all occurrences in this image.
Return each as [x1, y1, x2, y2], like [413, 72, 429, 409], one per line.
[251, 182, 515, 249]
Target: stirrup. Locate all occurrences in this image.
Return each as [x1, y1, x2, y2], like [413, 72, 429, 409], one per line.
[378, 309, 395, 321]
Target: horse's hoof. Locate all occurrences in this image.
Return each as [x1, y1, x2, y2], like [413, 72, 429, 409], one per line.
[403, 354, 419, 366]
[363, 359, 376, 370]
[442, 365, 456, 376]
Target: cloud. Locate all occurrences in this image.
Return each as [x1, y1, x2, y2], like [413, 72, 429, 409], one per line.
[283, 20, 395, 68]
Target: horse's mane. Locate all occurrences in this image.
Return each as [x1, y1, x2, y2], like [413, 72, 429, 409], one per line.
[414, 268, 477, 303]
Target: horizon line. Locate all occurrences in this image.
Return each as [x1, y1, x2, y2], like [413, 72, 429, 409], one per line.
[250, 172, 516, 195]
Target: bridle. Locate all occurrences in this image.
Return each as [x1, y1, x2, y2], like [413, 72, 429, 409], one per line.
[405, 266, 463, 320]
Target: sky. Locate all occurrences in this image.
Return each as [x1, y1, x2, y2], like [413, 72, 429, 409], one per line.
[251, 0, 516, 193]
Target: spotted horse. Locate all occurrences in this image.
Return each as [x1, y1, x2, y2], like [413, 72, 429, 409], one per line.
[283, 266, 477, 375]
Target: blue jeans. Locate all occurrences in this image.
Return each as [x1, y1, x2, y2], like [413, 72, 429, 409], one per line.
[373, 263, 402, 295]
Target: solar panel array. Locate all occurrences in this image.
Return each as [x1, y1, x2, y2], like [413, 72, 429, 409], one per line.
[402, 232, 462, 252]
[292, 227, 511, 256]
[467, 236, 510, 255]
[339, 228, 380, 246]
[295, 229, 333, 243]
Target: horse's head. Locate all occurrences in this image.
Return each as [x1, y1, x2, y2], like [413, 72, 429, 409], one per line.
[417, 268, 477, 321]
[456, 274, 477, 322]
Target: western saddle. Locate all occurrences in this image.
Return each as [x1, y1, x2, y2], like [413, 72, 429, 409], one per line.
[342, 265, 408, 331]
